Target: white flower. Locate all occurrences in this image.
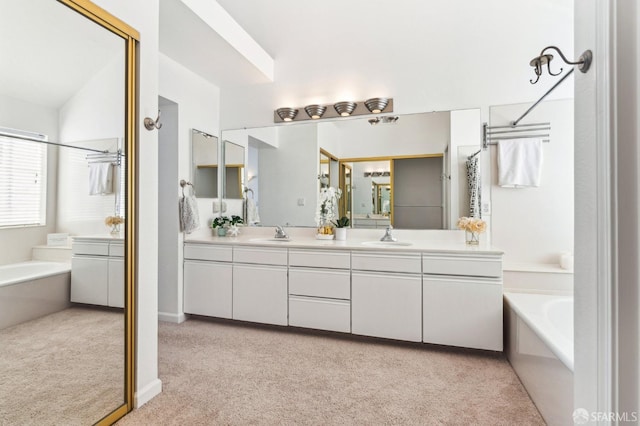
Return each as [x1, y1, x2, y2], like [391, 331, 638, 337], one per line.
[315, 187, 342, 226]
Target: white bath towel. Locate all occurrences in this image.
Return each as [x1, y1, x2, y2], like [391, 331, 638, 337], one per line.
[498, 139, 543, 187]
[179, 195, 200, 233]
[246, 198, 260, 225]
[88, 163, 113, 195]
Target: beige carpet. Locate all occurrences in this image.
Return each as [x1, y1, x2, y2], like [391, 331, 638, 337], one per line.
[119, 318, 544, 425]
[0, 307, 124, 426]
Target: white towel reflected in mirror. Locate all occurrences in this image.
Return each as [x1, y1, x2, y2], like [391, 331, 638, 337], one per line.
[88, 163, 113, 195]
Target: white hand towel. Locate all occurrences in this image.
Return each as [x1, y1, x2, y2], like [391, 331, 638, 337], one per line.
[498, 139, 543, 187]
[179, 195, 200, 233]
[88, 163, 114, 195]
[247, 198, 260, 225]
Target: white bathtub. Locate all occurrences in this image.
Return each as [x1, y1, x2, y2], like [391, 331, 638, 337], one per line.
[504, 292, 574, 425]
[0, 261, 71, 330]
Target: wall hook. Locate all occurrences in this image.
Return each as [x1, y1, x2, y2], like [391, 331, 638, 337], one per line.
[144, 110, 162, 130]
[529, 46, 593, 84]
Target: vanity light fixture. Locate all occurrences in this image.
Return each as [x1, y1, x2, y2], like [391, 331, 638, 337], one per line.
[276, 107, 298, 122]
[529, 45, 592, 84]
[334, 101, 357, 117]
[369, 116, 399, 126]
[304, 104, 327, 119]
[274, 98, 393, 123]
[364, 97, 389, 114]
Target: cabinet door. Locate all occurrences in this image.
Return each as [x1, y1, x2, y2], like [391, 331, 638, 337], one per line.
[71, 256, 108, 306]
[423, 276, 503, 351]
[352, 272, 422, 342]
[233, 264, 288, 326]
[108, 258, 125, 308]
[184, 260, 233, 318]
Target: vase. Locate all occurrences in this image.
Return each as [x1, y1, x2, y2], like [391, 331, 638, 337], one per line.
[216, 227, 227, 237]
[316, 218, 334, 240]
[334, 227, 347, 241]
[110, 224, 120, 235]
[465, 230, 480, 245]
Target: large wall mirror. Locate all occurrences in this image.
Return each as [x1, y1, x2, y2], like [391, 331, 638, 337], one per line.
[222, 140, 245, 199]
[0, 1, 138, 424]
[221, 109, 480, 229]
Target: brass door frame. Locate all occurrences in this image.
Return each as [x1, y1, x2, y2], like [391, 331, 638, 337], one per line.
[57, 1, 139, 424]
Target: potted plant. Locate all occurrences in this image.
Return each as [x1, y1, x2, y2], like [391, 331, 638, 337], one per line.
[211, 216, 230, 237]
[332, 216, 350, 241]
[227, 215, 244, 237]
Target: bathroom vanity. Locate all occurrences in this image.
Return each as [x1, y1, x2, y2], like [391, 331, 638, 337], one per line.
[71, 236, 124, 308]
[183, 230, 503, 351]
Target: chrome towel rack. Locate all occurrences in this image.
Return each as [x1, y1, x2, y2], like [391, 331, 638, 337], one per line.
[482, 122, 551, 149]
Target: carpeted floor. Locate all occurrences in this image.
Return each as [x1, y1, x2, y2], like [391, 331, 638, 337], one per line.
[118, 318, 544, 425]
[0, 307, 124, 426]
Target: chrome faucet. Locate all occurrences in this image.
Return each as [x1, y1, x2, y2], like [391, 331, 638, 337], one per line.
[274, 225, 289, 239]
[380, 225, 397, 242]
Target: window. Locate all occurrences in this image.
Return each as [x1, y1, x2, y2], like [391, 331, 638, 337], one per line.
[0, 128, 47, 228]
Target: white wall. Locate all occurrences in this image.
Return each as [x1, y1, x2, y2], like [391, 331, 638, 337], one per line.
[0, 95, 58, 265]
[158, 53, 221, 322]
[92, 0, 161, 408]
[489, 99, 573, 266]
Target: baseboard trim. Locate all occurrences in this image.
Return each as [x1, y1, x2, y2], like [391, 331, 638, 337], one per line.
[135, 378, 162, 408]
[158, 311, 187, 323]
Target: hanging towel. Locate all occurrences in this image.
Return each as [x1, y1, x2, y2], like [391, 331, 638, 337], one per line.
[466, 155, 481, 218]
[179, 195, 200, 233]
[246, 197, 260, 225]
[498, 139, 543, 187]
[88, 163, 114, 195]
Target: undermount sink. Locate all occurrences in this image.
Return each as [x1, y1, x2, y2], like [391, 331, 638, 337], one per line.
[249, 238, 292, 243]
[361, 241, 413, 247]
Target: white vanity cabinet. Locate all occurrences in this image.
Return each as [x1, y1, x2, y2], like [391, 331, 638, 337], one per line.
[232, 247, 288, 326]
[71, 238, 124, 308]
[183, 244, 233, 318]
[351, 251, 422, 342]
[288, 249, 351, 333]
[422, 253, 503, 351]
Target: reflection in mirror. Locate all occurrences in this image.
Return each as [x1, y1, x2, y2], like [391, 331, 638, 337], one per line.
[319, 149, 338, 188]
[223, 140, 245, 199]
[191, 129, 219, 198]
[0, 0, 136, 424]
[222, 109, 480, 229]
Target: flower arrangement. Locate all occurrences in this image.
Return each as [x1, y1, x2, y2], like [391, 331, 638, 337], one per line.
[211, 215, 243, 236]
[315, 187, 342, 237]
[105, 216, 124, 227]
[457, 216, 486, 245]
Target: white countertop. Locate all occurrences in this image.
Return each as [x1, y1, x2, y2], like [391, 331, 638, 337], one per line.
[72, 234, 124, 241]
[185, 227, 503, 255]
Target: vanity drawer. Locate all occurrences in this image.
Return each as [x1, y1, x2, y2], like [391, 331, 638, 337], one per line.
[233, 246, 288, 266]
[72, 241, 109, 256]
[289, 249, 350, 269]
[289, 296, 351, 333]
[422, 254, 502, 278]
[184, 244, 232, 262]
[289, 268, 350, 299]
[109, 242, 124, 257]
[352, 251, 421, 274]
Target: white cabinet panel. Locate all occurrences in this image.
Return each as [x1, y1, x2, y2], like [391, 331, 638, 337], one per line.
[233, 247, 287, 266]
[423, 275, 503, 351]
[71, 256, 108, 305]
[109, 242, 125, 257]
[72, 242, 109, 256]
[184, 243, 232, 262]
[352, 252, 421, 274]
[184, 261, 233, 318]
[289, 249, 350, 269]
[233, 264, 287, 326]
[108, 258, 125, 308]
[289, 268, 350, 299]
[352, 272, 422, 342]
[423, 254, 501, 278]
[289, 296, 350, 333]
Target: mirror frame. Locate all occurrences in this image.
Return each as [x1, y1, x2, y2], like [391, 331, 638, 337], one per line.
[57, 1, 139, 424]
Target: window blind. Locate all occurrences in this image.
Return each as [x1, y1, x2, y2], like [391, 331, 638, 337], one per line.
[0, 132, 47, 227]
